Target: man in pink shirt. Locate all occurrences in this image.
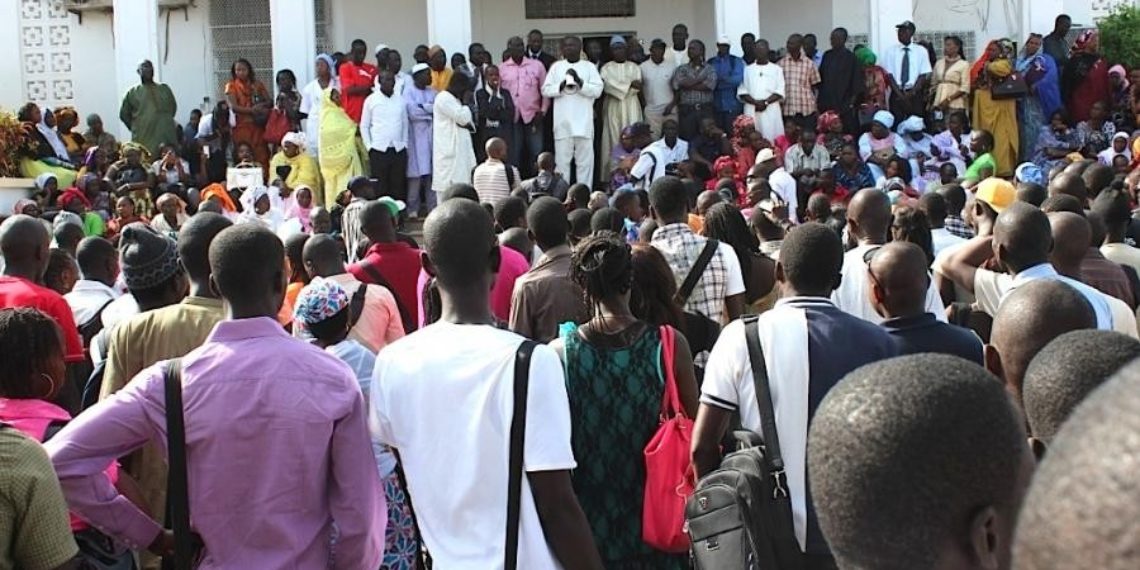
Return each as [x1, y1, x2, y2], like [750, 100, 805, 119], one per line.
[46, 224, 385, 569]
[500, 36, 549, 177]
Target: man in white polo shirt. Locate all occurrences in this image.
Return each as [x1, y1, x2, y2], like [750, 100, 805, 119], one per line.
[754, 148, 799, 223]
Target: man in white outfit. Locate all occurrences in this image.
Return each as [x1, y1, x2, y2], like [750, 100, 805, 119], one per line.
[738, 39, 785, 141]
[541, 36, 603, 189]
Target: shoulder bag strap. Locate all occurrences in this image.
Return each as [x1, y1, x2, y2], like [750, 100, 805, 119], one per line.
[504, 162, 516, 189]
[674, 239, 720, 307]
[658, 325, 682, 418]
[743, 318, 786, 479]
[348, 284, 368, 330]
[506, 340, 537, 570]
[164, 358, 194, 570]
[359, 262, 415, 334]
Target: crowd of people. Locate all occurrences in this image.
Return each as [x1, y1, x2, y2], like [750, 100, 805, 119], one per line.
[2, 12, 1140, 570]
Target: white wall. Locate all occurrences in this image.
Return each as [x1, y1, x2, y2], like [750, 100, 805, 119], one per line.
[758, 0, 833, 44]
[66, 5, 212, 140]
[332, 0, 429, 67]
[833, 0, 869, 36]
[0, 2, 23, 111]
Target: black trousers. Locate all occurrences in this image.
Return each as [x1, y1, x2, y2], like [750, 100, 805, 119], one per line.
[369, 148, 408, 201]
[679, 103, 715, 141]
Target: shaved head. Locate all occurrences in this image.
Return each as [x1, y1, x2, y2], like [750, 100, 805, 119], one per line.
[1048, 173, 1089, 205]
[301, 233, 346, 279]
[1047, 211, 1092, 273]
[868, 242, 931, 318]
[847, 189, 891, 243]
[423, 198, 499, 288]
[992, 202, 1052, 274]
[986, 279, 1096, 406]
[0, 214, 51, 279]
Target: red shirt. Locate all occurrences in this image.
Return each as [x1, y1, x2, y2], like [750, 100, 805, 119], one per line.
[339, 61, 378, 123]
[0, 276, 84, 362]
[348, 241, 423, 329]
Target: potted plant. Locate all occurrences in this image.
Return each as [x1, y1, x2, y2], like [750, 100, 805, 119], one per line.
[0, 107, 36, 214]
[1100, 5, 1140, 69]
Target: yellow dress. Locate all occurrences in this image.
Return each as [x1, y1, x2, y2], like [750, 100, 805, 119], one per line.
[318, 90, 363, 208]
[971, 59, 1019, 177]
[269, 150, 323, 203]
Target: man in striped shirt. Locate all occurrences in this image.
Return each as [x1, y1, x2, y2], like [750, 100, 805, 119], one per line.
[472, 137, 520, 204]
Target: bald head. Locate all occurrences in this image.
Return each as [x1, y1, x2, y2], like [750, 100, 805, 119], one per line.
[868, 242, 931, 318]
[0, 215, 51, 279]
[993, 202, 1052, 273]
[696, 190, 723, 215]
[1048, 173, 1089, 205]
[1047, 211, 1091, 274]
[987, 279, 1096, 406]
[301, 233, 346, 279]
[485, 137, 507, 160]
[847, 189, 891, 243]
[1082, 163, 1114, 198]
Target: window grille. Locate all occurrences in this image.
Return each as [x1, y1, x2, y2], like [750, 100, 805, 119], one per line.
[209, 0, 272, 97]
[525, 0, 635, 19]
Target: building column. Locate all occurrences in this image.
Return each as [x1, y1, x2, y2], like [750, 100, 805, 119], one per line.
[1021, 0, 1064, 40]
[112, 0, 159, 138]
[427, 0, 471, 65]
[867, 0, 913, 58]
[271, 0, 317, 88]
[715, 0, 760, 57]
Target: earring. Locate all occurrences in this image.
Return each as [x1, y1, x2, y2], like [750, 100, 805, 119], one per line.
[37, 373, 56, 401]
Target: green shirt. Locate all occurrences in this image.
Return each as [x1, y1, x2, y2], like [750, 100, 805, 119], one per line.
[0, 427, 77, 570]
[964, 152, 996, 182]
[119, 82, 179, 157]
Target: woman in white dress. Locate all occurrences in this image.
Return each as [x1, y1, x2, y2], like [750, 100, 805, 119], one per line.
[299, 54, 340, 158]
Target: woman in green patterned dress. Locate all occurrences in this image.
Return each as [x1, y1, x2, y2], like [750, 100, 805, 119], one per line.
[549, 233, 698, 569]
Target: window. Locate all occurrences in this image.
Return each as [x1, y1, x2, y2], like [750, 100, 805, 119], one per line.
[525, 0, 635, 19]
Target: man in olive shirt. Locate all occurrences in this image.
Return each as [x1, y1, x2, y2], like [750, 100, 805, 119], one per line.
[99, 213, 231, 569]
[509, 197, 588, 342]
[0, 426, 77, 570]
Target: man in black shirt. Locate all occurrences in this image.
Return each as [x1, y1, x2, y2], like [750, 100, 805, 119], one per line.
[818, 27, 863, 135]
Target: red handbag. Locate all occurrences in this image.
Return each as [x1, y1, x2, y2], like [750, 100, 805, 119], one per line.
[642, 325, 694, 553]
[263, 108, 291, 146]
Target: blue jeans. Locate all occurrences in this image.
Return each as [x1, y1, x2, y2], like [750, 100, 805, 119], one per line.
[510, 118, 545, 178]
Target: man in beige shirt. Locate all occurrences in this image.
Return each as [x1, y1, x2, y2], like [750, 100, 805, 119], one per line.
[509, 197, 588, 342]
[100, 213, 232, 568]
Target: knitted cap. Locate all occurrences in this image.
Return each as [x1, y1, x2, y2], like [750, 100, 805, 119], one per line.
[119, 222, 180, 290]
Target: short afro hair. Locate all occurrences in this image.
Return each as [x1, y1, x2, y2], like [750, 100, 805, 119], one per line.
[493, 196, 528, 231]
[809, 354, 1028, 570]
[649, 175, 689, 220]
[526, 196, 569, 249]
[1040, 193, 1084, 215]
[1014, 360, 1140, 570]
[1023, 329, 1140, 442]
[423, 198, 497, 287]
[208, 224, 284, 306]
[778, 222, 843, 294]
[590, 207, 624, 235]
[178, 212, 232, 281]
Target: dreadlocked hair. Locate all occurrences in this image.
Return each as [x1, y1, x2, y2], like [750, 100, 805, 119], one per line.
[0, 308, 64, 399]
[571, 232, 633, 310]
[703, 202, 759, 277]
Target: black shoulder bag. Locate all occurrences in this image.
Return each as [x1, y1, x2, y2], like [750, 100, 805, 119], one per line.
[674, 239, 720, 307]
[163, 359, 202, 570]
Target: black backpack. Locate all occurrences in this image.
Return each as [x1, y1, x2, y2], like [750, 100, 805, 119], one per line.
[685, 316, 804, 570]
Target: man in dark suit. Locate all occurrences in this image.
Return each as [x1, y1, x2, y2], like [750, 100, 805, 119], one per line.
[527, 29, 557, 153]
[818, 27, 864, 135]
[474, 65, 516, 163]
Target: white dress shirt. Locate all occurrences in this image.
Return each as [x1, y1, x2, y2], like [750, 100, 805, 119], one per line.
[65, 280, 121, 327]
[881, 42, 933, 90]
[360, 90, 409, 152]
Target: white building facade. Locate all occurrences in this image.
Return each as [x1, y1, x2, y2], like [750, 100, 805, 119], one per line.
[0, 0, 1121, 140]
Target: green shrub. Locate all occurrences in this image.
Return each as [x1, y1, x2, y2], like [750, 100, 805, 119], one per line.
[1099, 5, 1140, 67]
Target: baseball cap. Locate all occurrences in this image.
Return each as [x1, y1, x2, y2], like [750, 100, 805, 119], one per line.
[755, 148, 778, 164]
[896, 20, 916, 31]
[975, 178, 1016, 213]
[377, 196, 406, 219]
[347, 176, 373, 192]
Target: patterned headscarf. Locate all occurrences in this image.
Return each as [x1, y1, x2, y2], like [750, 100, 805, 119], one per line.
[12, 198, 37, 216]
[1110, 64, 1130, 91]
[57, 187, 91, 210]
[293, 277, 350, 326]
[120, 141, 151, 162]
[854, 45, 876, 67]
[816, 110, 842, 134]
[1072, 29, 1098, 55]
[731, 114, 756, 152]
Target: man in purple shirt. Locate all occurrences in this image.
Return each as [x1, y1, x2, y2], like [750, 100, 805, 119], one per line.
[46, 224, 385, 569]
[501, 36, 549, 178]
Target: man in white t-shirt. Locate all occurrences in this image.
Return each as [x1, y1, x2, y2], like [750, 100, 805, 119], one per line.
[831, 188, 945, 323]
[754, 148, 800, 223]
[630, 119, 689, 185]
[370, 199, 602, 569]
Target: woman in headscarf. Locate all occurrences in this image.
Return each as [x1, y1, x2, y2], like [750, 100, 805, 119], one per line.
[610, 124, 643, 189]
[730, 114, 761, 179]
[150, 192, 189, 236]
[104, 195, 148, 241]
[970, 39, 1018, 177]
[225, 58, 272, 174]
[57, 186, 105, 237]
[1062, 30, 1110, 124]
[104, 143, 156, 218]
[816, 110, 851, 161]
[930, 36, 971, 119]
[318, 88, 364, 209]
[76, 173, 111, 219]
[1031, 110, 1082, 172]
[200, 183, 239, 216]
[16, 104, 78, 188]
[32, 173, 60, 210]
[299, 54, 340, 159]
[1016, 34, 1061, 163]
[269, 131, 323, 204]
[854, 46, 889, 127]
[1108, 65, 1131, 130]
[77, 147, 110, 180]
[895, 115, 935, 190]
[285, 185, 316, 233]
[857, 110, 906, 181]
[53, 107, 86, 165]
[238, 185, 285, 232]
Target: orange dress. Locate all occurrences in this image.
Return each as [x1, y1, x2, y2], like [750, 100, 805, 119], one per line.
[224, 78, 271, 170]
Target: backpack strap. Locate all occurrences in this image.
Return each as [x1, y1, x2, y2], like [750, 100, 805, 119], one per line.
[164, 358, 194, 570]
[348, 284, 369, 331]
[506, 340, 537, 570]
[743, 317, 788, 496]
[674, 239, 720, 308]
[504, 162, 516, 189]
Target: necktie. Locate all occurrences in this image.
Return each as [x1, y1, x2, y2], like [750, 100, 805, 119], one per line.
[900, 46, 910, 88]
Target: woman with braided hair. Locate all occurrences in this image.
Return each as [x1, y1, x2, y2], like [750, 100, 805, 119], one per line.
[549, 233, 697, 568]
